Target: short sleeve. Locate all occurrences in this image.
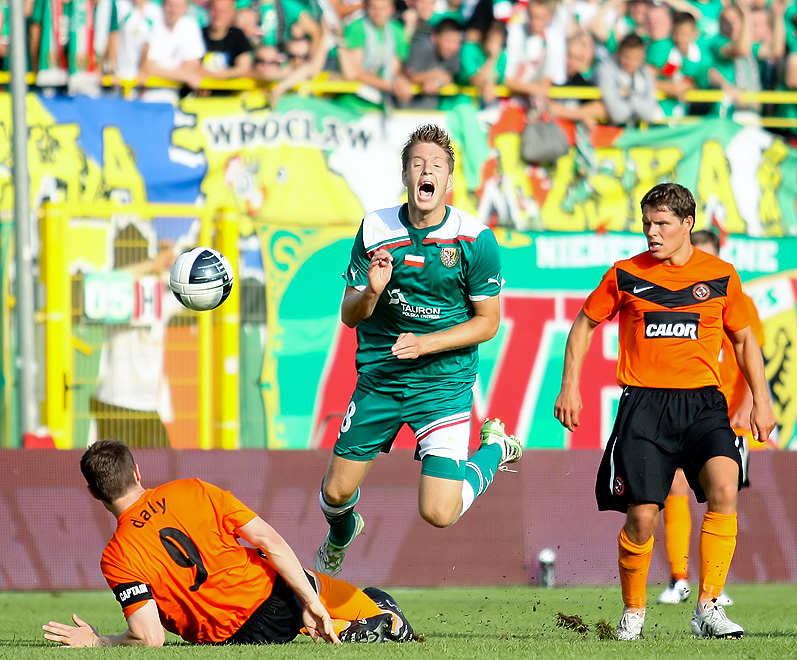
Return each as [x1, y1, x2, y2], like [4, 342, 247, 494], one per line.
[465, 229, 502, 301]
[458, 41, 485, 84]
[102, 553, 154, 619]
[343, 222, 370, 290]
[582, 265, 621, 323]
[722, 270, 750, 333]
[31, 0, 46, 25]
[344, 19, 366, 50]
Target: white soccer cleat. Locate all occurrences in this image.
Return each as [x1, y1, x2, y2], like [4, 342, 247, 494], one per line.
[615, 611, 645, 641]
[480, 418, 523, 466]
[658, 578, 691, 604]
[715, 590, 734, 606]
[691, 603, 744, 639]
[314, 513, 365, 577]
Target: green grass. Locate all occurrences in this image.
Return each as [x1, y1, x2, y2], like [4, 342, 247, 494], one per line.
[2, 585, 797, 659]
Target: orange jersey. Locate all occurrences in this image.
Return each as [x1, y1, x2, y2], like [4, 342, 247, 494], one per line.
[101, 478, 277, 644]
[718, 292, 765, 420]
[582, 249, 749, 389]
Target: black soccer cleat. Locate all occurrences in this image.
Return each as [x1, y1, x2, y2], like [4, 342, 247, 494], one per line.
[363, 586, 416, 641]
[338, 613, 394, 643]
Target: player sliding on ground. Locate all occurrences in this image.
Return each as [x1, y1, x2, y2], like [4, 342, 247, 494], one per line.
[43, 439, 415, 647]
[554, 183, 776, 641]
[315, 124, 522, 577]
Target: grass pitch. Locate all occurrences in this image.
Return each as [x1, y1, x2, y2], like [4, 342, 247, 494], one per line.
[2, 584, 796, 659]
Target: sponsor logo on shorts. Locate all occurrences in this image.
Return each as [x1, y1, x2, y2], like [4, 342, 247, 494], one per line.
[613, 477, 625, 496]
[643, 311, 700, 340]
[692, 283, 710, 301]
[440, 247, 459, 267]
[387, 288, 441, 320]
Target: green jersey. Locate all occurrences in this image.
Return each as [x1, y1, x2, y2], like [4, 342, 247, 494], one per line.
[344, 204, 502, 392]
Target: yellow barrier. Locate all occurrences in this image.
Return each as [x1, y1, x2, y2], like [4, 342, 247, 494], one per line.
[213, 208, 240, 449]
[40, 202, 72, 449]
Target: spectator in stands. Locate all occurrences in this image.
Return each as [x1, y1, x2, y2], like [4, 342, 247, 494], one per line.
[402, 0, 436, 51]
[645, 2, 673, 46]
[687, 0, 723, 40]
[140, 0, 206, 103]
[504, 0, 566, 104]
[201, 0, 254, 87]
[337, 0, 413, 109]
[780, 9, 797, 132]
[588, 0, 649, 54]
[235, 6, 263, 46]
[114, 0, 164, 88]
[253, 42, 286, 81]
[260, 0, 323, 59]
[267, 23, 335, 103]
[647, 11, 708, 119]
[29, 0, 120, 94]
[548, 31, 606, 125]
[706, 1, 784, 121]
[597, 33, 659, 126]
[750, 2, 786, 116]
[456, 19, 507, 105]
[404, 17, 463, 109]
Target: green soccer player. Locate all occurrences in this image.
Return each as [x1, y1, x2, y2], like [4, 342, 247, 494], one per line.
[314, 124, 522, 577]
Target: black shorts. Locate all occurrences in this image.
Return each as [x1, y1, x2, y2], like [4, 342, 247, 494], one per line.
[595, 386, 744, 513]
[220, 571, 318, 645]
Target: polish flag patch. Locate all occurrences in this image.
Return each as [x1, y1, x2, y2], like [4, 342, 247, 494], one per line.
[404, 254, 425, 268]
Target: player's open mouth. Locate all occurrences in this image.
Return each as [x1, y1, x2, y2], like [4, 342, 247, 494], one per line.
[648, 242, 661, 250]
[419, 181, 435, 200]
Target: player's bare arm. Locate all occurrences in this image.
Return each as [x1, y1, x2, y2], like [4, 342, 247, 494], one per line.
[237, 517, 341, 645]
[340, 249, 394, 328]
[43, 601, 165, 647]
[391, 295, 500, 360]
[729, 325, 776, 442]
[554, 310, 600, 432]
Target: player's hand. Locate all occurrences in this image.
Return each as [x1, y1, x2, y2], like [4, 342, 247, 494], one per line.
[392, 332, 425, 359]
[366, 249, 393, 296]
[749, 399, 776, 443]
[43, 613, 100, 647]
[301, 601, 341, 645]
[553, 387, 582, 432]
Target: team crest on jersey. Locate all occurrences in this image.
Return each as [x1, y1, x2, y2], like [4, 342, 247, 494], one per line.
[692, 283, 710, 301]
[613, 477, 625, 496]
[440, 247, 460, 267]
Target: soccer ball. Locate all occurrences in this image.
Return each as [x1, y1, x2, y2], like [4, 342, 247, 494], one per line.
[169, 247, 234, 311]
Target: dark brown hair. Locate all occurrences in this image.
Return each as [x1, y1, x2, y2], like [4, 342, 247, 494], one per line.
[640, 182, 696, 223]
[691, 229, 720, 253]
[401, 124, 455, 173]
[80, 439, 138, 503]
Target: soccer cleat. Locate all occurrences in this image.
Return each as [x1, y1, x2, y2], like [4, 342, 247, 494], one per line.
[658, 578, 691, 604]
[715, 590, 734, 606]
[314, 513, 365, 577]
[363, 587, 415, 642]
[480, 418, 523, 466]
[615, 611, 645, 641]
[691, 603, 744, 639]
[338, 613, 394, 643]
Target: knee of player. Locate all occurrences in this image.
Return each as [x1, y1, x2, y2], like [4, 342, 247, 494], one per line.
[419, 502, 459, 528]
[706, 482, 739, 510]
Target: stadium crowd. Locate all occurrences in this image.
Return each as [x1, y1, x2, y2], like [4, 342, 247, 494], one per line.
[0, 0, 795, 128]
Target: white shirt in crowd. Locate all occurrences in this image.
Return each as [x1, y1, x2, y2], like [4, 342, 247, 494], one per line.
[115, 0, 165, 79]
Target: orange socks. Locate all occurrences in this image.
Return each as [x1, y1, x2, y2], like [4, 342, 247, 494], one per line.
[313, 571, 383, 621]
[618, 527, 654, 610]
[699, 511, 737, 602]
[663, 495, 691, 581]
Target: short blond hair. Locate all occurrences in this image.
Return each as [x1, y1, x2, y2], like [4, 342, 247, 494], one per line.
[400, 124, 455, 173]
